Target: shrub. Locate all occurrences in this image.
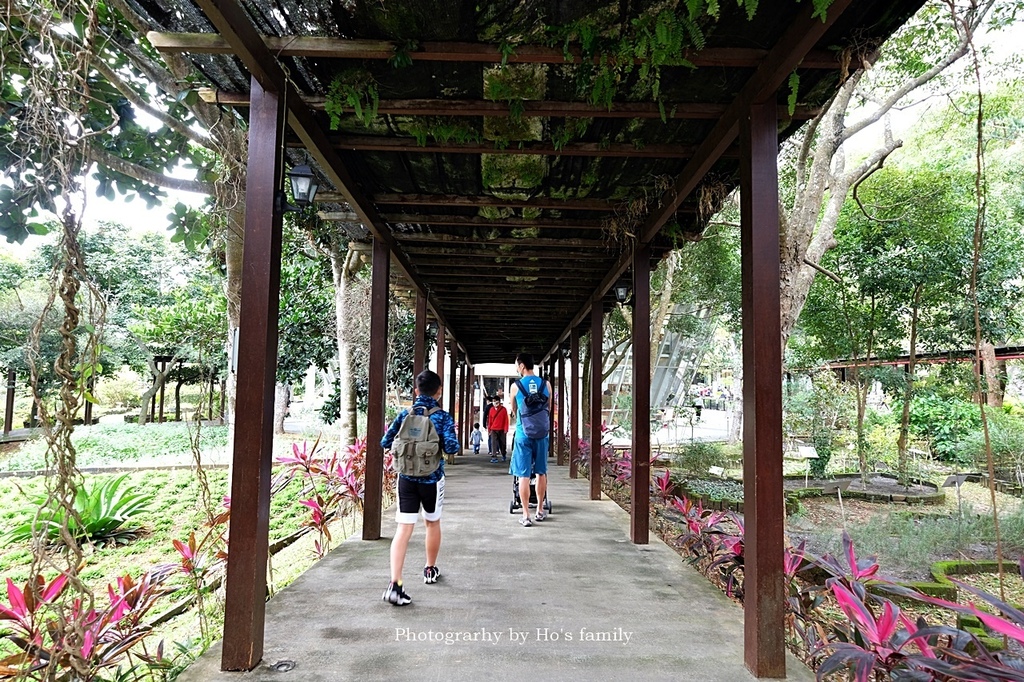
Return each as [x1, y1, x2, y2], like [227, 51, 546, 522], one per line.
[908, 393, 981, 462]
[683, 478, 744, 503]
[674, 441, 723, 477]
[954, 410, 1024, 483]
[4, 473, 153, 545]
[94, 367, 145, 409]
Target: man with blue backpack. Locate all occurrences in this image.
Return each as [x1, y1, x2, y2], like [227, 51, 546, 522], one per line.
[509, 352, 553, 527]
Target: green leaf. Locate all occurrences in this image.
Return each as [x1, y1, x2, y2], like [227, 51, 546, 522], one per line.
[787, 71, 800, 117]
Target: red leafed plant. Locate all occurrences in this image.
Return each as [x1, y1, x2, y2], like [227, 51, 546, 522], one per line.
[0, 567, 173, 680]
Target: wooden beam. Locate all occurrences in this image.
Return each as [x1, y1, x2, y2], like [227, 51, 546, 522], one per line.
[372, 193, 620, 211]
[570, 329, 580, 479]
[414, 292, 427, 374]
[402, 247, 613, 260]
[447, 338, 458, 417]
[221, 75, 283, 672]
[364, 237, 390, 541]
[546, 0, 856, 364]
[320, 214, 611, 230]
[436, 285, 595, 294]
[589, 305, 603, 500]
[414, 270, 604, 280]
[458, 359, 466, 461]
[411, 258, 610, 269]
[197, 90, 819, 120]
[149, 32, 841, 69]
[394, 235, 609, 248]
[741, 101, 785, 679]
[631, 245, 651, 545]
[317, 135, 724, 159]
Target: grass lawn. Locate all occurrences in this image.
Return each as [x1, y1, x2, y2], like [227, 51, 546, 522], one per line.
[0, 467, 314, 596]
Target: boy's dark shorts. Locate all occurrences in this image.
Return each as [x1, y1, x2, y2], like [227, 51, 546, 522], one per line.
[396, 475, 445, 524]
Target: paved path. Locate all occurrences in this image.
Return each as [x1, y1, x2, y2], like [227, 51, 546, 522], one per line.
[181, 453, 813, 682]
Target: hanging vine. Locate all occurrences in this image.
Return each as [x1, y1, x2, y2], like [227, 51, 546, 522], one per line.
[3, 0, 118, 676]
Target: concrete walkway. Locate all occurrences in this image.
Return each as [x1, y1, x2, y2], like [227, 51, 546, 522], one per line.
[180, 453, 813, 682]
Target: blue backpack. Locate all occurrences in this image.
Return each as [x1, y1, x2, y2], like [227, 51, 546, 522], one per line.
[515, 378, 550, 439]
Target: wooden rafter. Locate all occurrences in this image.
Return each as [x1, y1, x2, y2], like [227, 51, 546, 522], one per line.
[301, 135, 736, 159]
[370, 193, 620, 211]
[148, 32, 841, 68]
[318, 213, 614, 230]
[198, 90, 819, 120]
[392, 234, 609, 248]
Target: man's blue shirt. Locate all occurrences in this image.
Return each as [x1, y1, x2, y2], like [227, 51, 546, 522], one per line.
[381, 395, 459, 484]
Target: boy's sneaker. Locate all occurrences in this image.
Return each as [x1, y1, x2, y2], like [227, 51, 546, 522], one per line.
[423, 566, 441, 584]
[382, 581, 412, 606]
[490, 457, 499, 463]
[519, 516, 533, 527]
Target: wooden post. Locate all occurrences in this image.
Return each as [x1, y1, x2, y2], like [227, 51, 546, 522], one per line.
[208, 372, 215, 421]
[457, 359, 466, 457]
[447, 339, 457, 418]
[548, 359, 556, 459]
[363, 237, 390, 541]
[741, 100, 785, 678]
[557, 349, 566, 465]
[435, 322, 446, 393]
[631, 246, 652, 544]
[221, 75, 284, 672]
[4, 369, 15, 436]
[414, 292, 427, 373]
[158, 359, 166, 423]
[570, 329, 580, 478]
[590, 305, 603, 500]
[83, 377, 94, 426]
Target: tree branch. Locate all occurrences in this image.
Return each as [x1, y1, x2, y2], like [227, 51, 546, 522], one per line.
[90, 58, 212, 149]
[803, 258, 842, 284]
[841, 0, 996, 143]
[86, 143, 215, 195]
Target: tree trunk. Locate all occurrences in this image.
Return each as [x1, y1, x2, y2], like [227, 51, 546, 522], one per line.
[223, 199, 244, 432]
[330, 236, 359, 445]
[651, 251, 679, 377]
[853, 365, 869, 484]
[980, 341, 1003, 407]
[274, 382, 290, 435]
[896, 285, 923, 486]
[175, 377, 185, 421]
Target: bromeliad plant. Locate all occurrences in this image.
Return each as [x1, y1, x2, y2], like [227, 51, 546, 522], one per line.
[4, 474, 153, 546]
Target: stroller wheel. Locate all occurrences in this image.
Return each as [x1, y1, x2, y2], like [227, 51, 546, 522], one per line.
[509, 501, 516, 514]
[545, 499, 552, 513]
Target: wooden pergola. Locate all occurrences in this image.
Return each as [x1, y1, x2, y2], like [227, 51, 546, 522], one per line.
[134, 0, 924, 676]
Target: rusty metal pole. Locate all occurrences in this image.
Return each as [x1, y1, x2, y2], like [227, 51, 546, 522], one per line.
[221, 74, 284, 672]
[414, 292, 427, 373]
[590, 305, 603, 500]
[363, 237, 390, 541]
[741, 100, 785, 678]
[631, 246, 652, 544]
[569, 329, 580, 479]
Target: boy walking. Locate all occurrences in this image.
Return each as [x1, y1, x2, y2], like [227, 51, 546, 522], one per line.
[470, 422, 483, 455]
[380, 370, 460, 606]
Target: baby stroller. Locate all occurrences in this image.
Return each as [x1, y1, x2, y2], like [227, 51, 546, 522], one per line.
[509, 474, 552, 515]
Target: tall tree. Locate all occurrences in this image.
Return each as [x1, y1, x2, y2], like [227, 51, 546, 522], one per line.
[778, 0, 1011, 346]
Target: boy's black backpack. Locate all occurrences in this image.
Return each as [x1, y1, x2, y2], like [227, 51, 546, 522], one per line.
[392, 406, 442, 477]
[514, 378, 550, 439]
